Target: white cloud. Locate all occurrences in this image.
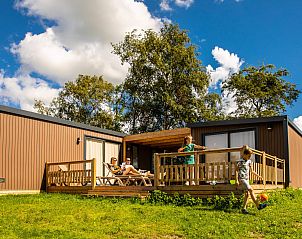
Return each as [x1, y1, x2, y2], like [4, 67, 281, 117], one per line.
[207, 46, 244, 115]
[207, 46, 244, 87]
[293, 116, 302, 131]
[0, 70, 60, 111]
[160, 0, 172, 11]
[175, 0, 194, 8]
[12, 0, 162, 86]
[4, 0, 163, 110]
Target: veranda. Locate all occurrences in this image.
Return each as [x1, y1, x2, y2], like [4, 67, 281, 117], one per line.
[46, 146, 285, 198]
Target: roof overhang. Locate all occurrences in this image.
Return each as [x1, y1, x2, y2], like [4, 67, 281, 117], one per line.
[123, 127, 191, 148]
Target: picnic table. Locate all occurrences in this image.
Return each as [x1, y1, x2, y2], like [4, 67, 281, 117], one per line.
[0, 178, 5, 183]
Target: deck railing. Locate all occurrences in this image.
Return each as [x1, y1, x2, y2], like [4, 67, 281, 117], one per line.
[153, 147, 285, 187]
[46, 159, 96, 189]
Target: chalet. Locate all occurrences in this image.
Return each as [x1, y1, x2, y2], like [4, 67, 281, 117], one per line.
[125, 116, 302, 188]
[0, 105, 125, 194]
[1, 105, 301, 196]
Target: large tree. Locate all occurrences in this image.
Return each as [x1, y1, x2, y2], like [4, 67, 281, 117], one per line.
[113, 23, 222, 133]
[34, 75, 122, 131]
[222, 64, 301, 118]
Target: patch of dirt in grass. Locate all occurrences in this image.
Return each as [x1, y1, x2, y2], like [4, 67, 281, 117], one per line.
[248, 231, 265, 239]
[294, 222, 302, 229]
[158, 236, 184, 239]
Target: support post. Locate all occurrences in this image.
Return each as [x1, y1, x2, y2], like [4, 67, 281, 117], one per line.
[45, 162, 49, 192]
[123, 140, 126, 162]
[91, 158, 96, 190]
[262, 152, 266, 186]
[154, 153, 160, 187]
[228, 161, 232, 181]
[283, 161, 286, 187]
[194, 151, 199, 185]
[274, 156, 278, 185]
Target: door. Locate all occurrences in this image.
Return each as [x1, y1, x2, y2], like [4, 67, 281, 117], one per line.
[104, 142, 121, 176]
[85, 138, 104, 176]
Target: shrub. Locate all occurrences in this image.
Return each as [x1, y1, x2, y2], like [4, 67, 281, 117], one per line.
[264, 187, 302, 205]
[146, 190, 241, 209]
[206, 193, 243, 210]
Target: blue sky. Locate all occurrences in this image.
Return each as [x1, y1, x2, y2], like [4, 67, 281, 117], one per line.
[0, 0, 301, 127]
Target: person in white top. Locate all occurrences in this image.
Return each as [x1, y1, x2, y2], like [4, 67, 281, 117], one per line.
[236, 145, 267, 214]
[123, 158, 153, 177]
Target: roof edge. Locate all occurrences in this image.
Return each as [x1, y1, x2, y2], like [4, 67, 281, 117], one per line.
[187, 115, 287, 128]
[0, 105, 126, 138]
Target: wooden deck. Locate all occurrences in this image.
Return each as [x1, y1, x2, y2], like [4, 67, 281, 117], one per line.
[46, 146, 285, 198]
[47, 184, 283, 198]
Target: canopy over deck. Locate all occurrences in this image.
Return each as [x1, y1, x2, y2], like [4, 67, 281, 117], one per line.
[123, 128, 191, 160]
[123, 127, 191, 147]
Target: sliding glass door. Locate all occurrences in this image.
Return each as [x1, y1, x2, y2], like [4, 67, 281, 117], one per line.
[204, 129, 256, 163]
[204, 133, 228, 163]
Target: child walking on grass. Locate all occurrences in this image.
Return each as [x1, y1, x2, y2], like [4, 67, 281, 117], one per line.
[236, 145, 268, 214]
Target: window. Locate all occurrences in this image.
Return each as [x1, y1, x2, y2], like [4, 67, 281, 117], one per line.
[204, 133, 228, 163]
[85, 137, 121, 177]
[230, 131, 255, 162]
[204, 129, 256, 163]
[132, 146, 138, 168]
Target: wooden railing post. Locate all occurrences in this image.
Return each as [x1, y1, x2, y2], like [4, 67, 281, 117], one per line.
[45, 162, 49, 192]
[228, 161, 232, 181]
[91, 158, 96, 190]
[262, 152, 266, 186]
[194, 152, 199, 185]
[274, 156, 277, 185]
[154, 153, 160, 187]
[283, 160, 286, 187]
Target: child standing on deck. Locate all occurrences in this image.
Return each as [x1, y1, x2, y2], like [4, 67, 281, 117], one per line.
[236, 145, 268, 214]
[178, 135, 206, 185]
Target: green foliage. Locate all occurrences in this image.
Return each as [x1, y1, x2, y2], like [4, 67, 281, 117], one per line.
[113, 23, 223, 133]
[222, 64, 301, 118]
[206, 193, 243, 210]
[34, 75, 123, 131]
[264, 187, 302, 205]
[147, 190, 241, 209]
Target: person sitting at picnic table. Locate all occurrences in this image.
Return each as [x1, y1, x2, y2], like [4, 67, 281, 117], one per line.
[122, 158, 154, 177]
[110, 157, 141, 176]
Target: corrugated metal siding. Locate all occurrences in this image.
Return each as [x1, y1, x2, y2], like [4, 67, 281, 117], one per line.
[191, 122, 286, 160]
[288, 126, 302, 188]
[0, 112, 123, 191]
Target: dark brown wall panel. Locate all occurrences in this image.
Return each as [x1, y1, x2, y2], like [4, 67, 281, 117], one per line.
[191, 122, 286, 160]
[288, 126, 302, 188]
[0, 112, 123, 192]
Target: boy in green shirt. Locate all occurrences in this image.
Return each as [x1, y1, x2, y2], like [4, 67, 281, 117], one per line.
[178, 135, 206, 185]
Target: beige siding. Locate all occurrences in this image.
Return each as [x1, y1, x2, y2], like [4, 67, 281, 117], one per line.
[288, 126, 302, 188]
[0, 112, 122, 191]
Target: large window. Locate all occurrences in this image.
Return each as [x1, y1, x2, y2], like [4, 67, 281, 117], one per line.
[204, 133, 228, 163]
[85, 137, 121, 177]
[230, 130, 255, 162]
[204, 129, 256, 163]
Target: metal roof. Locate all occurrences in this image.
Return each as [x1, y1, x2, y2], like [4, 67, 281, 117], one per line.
[187, 115, 302, 137]
[187, 115, 287, 128]
[0, 105, 126, 138]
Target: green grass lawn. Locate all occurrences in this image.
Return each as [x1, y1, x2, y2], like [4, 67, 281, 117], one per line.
[0, 189, 301, 239]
